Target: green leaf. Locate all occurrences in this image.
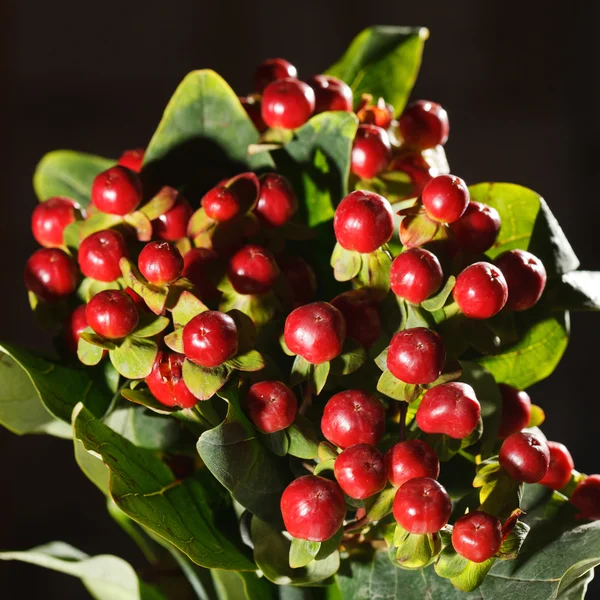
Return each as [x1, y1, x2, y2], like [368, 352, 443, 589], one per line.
[419, 433, 462, 462]
[211, 569, 274, 600]
[393, 528, 441, 570]
[421, 276, 456, 312]
[550, 270, 600, 311]
[139, 186, 178, 220]
[33, 150, 114, 207]
[435, 545, 470, 579]
[377, 369, 419, 402]
[218, 289, 278, 330]
[120, 258, 169, 316]
[527, 404, 546, 428]
[326, 26, 428, 114]
[74, 436, 110, 495]
[330, 243, 361, 282]
[164, 329, 184, 354]
[289, 538, 321, 569]
[226, 350, 265, 372]
[366, 487, 397, 521]
[78, 336, 105, 366]
[121, 388, 178, 415]
[80, 330, 117, 350]
[287, 415, 319, 459]
[290, 355, 312, 388]
[109, 337, 159, 379]
[356, 248, 392, 299]
[478, 469, 523, 521]
[497, 520, 530, 560]
[132, 314, 170, 339]
[313, 361, 331, 395]
[183, 360, 229, 401]
[451, 558, 496, 592]
[314, 458, 335, 476]
[171, 291, 209, 328]
[262, 429, 290, 457]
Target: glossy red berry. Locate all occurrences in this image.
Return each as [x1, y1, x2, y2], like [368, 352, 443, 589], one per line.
[393, 477, 451, 534]
[334, 444, 386, 500]
[278, 256, 317, 307]
[152, 197, 193, 241]
[253, 58, 297, 94]
[571, 475, 600, 520]
[450, 201, 501, 254]
[261, 78, 315, 130]
[331, 290, 381, 348]
[497, 384, 531, 438]
[387, 327, 446, 384]
[227, 244, 279, 295]
[453, 262, 508, 320]
[245, 380, 297, 433]
[202, 186, 241, 222]
[145, 351, 198, 409]
[307, 75, 353, 113]
[86, 290, 139, 339]
[494, 249, 547, 311]
[390, 248, 443, 304]
[385, 440, 440, 488]
[31, 197, 79, 248]
[284, 302, 346, 364]
[64, 304, 89, 353]
[117, 148, 145, 172]
[422, 174, 469, 224]
[255, 174, 298, 227]
[398, 100, 450, 150]
[240, 95, 268, 133]
[499, 431, 550, 483]
[351, 124, 392, 180]
[321, 390, 385, 449]
[182, 311, 238, 368]
[24, 248, 78, 302]
[539, 442, 574, 490]
[182, 248, 220, 302]
[333, 190, 394, 253]
[138, 241, 183, 285]
[91, 166, 143, 216]
[416, 382, 481, 439]
[281, 475, 346, 542]
[452, 511, 503, 563]
[78, 229, 129, 282]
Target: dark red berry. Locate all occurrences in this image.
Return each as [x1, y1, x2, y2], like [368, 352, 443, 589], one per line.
[449, 201, 501, 254]
[182, 248, 220, 302]
[245, 380, 297, 433]
[283, 302, 346, 364]
[255, 174, 297, 227]
[334, 444, 386, 500]
[333, 190, 394, 253]
[422, 174, 469, 224]
[138, 241, 183, 285]
[499, 431, 550, 483]
[91, 166, 142, 216]
[307, 75, 353, 113]
[24, 248, 78, 302]
[571, 475, 600, 520]
[393, 477, 451, 534]
[386, 440, 440, 488]
[86, 290, 139, 339]
[390, 248, 443, 304]
[31, 197, 79, 248]
[453, 262, 508, 320]
[399, 100, 449, 150]
[78, 229, 129, 282]
[202, 186, 241, 222]
[261, 78, 315, 130]
[351, 124, 392, 180]
[497, 384, 531, 438]
[145, 350, 198, 409]
[253, 58, 297, 94]
[152, 197, 193, 241]
[278, 256, 317, 307]
[182, 311, 238, 368]
[281, 475, 346, 542]
[64, 304, 89, 353]
[240, 95, 268, 132]
[539, 441, 574, 490]
[321, 390, 385, 449]
[331, 290, 382, 348]
[387, 327, 446, 385]
[227, 244, 280, 295]
[494, 249, 547, 312]
[452, 511, 502, 563]
[117, 148, 145, 172]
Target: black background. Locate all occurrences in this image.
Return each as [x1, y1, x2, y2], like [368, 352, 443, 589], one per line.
[1, 0, 599, 597]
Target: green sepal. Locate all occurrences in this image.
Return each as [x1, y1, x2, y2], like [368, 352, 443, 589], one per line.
[77, 277, 122, 303]
[120, 258, 168, 315]
[419, 432, 462, 462]
[218, 285, 279, 330]
[450, 557, 496, 592]
[421, 276, 456, 312]
[527, 404, 546, 428]
[366, 486, 397, 521]
[435, 543, 470, 579]
[163, 329, 184, 353]
[317, 526, 343, 560]
[287, 415, 319, 459]
[377, 369, 420, 402]
[108, 337, 159, 379]
[355, 246, 392, 299]
[290, 355, 312, 388]
[225, 350, 265, 372]
[131, 313, 170, 339]
[170, 290, 209, 328]
[393, 525, 442, 569]
[139, 186, 178, 220]
[330, 338, 366, 376]
[289, 537, 321, 569]
[312, 361, 330, 395]
[262, 429, 290, 457]
[77, 336, 104, 366]
[314, 458, 335, 476]
[79, 330, 116, 350]
[123, 211, 153, 242]
[331, 242, 361, 282]
[120, 387, 178, 415]
[496, 519, 530, 560]
[477, 466, 523, 521]
[399, 212, 439, 248]
[318, 442, 338, 462]
[182, 359, 229, 401]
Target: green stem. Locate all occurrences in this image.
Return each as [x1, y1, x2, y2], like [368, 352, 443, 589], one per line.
[458, 449, 477, 464]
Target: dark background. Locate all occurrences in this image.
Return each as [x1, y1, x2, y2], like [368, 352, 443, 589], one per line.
[1, 0, 599, 597]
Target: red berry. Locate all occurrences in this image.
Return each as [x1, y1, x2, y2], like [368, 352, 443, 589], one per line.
[91, 166, 143, 216]
[449, 201, 501, 254]
[386, 440, 439, 488]
[202, 186, 241, 222]
[138, 241, 183, 285]
[24, 248, 78, 302]
[152, 197, 193, 241]
[283, 302, 346, 364]
[255, 174, 298, 227]
[494, 249, 547, 312]
[499, 431, 550, 483]
[453, 262, 508, 320]
[422, 175, 469, 224]
[240, 95, 267, 133]
[253, 58, 297, 94]
[571, 475, 600, 520]
[416, 382, 481, 439]
[78, 229, 129, 282]
[278, 256, 317, 307]
[227, 244, 280, 295]
[331, 290, 382, 348]
[333, 190, 394, 253]
[387, 327, 446, 385]
[261, 78, 315, 130]
[31, 197, 79, 248]
[64, 305, 89, 353]
[145, 350, 198, 409]
[86, 290, 139, 339]
[389, 151, 436, 197]
[398, 100, 449, 150]
[390, 248, 443, 304]
[182, 248, 220, 301]
[351, 124, 392, 179]
[245, 380, 297, 433]
[182, 311, 238, 368]
[321, 390, 385, 449]
[117, 148, 145, 172]
[307, 75, 353, 113]
[452, 511, 502, 563]
[539, 441, 574, 490]
[393, 477, 451, 534]
[334, 444, 386, 500]
[497, 384, 531, 438]
[124, 287, 147, 311]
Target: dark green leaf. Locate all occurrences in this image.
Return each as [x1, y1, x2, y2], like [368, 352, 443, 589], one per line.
[287, 415, 319, 459]
[109, 337, 159, 379]
[289, 538, 321, 569]
[183, 360, 229, 401]
[262, 429, 290, 457]
[330, 340, 366, 376]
